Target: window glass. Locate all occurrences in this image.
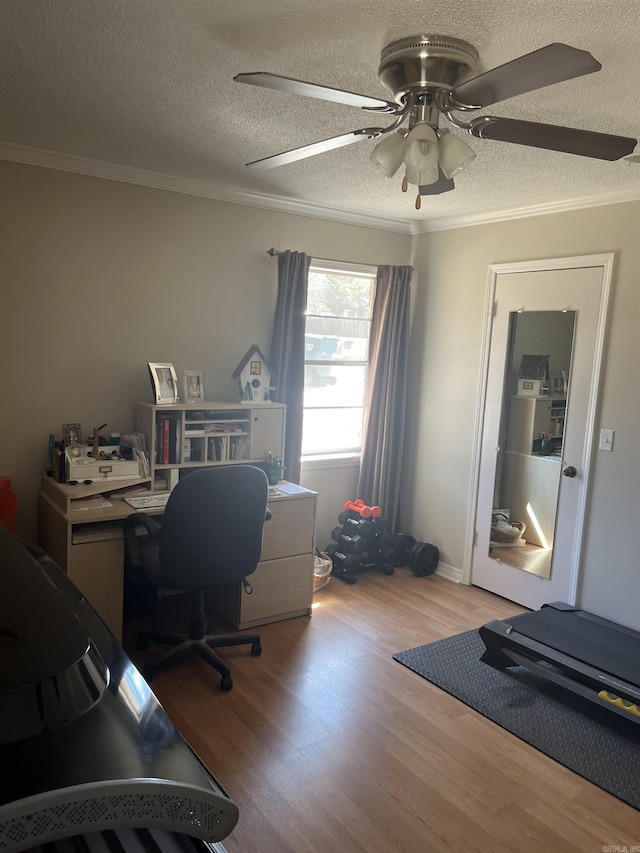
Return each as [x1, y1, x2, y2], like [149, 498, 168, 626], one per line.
[302, 264, 375, 456]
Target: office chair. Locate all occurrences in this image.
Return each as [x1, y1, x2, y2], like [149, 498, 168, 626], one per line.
[123, 465, 269, 690]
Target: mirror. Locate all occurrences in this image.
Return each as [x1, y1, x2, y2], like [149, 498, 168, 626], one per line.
[489, 310, 576, 578]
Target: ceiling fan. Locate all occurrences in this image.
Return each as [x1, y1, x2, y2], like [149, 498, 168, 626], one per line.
[234, 35, 637, 208]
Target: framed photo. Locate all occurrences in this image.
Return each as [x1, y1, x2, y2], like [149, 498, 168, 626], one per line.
[63, 422, 83, 446]
[184, 369, 204, 402]
[148, 362, 179, 404]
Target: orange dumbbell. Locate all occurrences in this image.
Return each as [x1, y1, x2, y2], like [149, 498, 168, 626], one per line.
[353, 499, 382, 519]
[344, 500, 372, 519]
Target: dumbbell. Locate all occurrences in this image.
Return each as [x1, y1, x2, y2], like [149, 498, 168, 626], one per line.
[352, 499, 383, 519]
[344, 500, 382, 519]
[336, 552, 361, 572]
[330, 527, 366, 553]
[369, 516, 388, 534]
[408, 542, 440, 576]
[338, 511, 373, 533]
[383, 533, 417, 566]
[327, 547, 361, 573]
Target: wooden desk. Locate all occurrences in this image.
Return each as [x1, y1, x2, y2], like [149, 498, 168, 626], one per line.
[38, 477, 316, 641]
[38, 477, 159, 640]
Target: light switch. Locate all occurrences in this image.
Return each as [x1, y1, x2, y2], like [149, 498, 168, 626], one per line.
[599, 429, 614, 451]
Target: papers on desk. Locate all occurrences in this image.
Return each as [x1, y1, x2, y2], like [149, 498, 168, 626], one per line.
[123, 493, 171, 510]
[70, 496, 113, 512]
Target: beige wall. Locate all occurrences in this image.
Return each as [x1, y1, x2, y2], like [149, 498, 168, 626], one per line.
[1, 159, 637, 627]
[0, 161, 410, 542]
[405, 202, 640, 628]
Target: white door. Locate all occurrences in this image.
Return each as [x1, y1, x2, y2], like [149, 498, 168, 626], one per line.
[468, 255, 613, 610]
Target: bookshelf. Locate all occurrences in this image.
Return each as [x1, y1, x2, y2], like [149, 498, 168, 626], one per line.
[136, 401, 285, 490]
[506, 395, 566, 455]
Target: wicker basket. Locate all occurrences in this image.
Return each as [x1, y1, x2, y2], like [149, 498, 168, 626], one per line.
[313, 554, 332, 592]
[490, 520, 526, 543]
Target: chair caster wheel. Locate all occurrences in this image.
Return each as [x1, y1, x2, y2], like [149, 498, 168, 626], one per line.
[251, 641, 262, 657]
[135, 636, 148, 651]
[221, 675, 233, 691]
[382, 566, 395, 575]
[142, 666, 154, 682]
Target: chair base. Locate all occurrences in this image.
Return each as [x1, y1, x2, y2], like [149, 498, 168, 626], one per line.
[137, 628, 262, 691]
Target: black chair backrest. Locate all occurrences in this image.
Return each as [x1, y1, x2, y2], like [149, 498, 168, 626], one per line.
[158, 465, 269, 589]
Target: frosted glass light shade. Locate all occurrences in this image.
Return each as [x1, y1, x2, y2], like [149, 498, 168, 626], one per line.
[405, 163, 439, 187]
[439, 130, 476, 179]
[403, 124, 439, 185]
[369, 131, 406, 178]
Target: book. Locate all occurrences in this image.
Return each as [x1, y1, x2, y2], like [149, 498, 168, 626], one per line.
[162, 419, 170, 464]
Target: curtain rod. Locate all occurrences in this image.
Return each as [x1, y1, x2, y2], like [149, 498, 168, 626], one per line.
[266, 248, 379, 269]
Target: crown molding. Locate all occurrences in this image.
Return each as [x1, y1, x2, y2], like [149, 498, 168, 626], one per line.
[2, 141, 638, 237]
[409, 182, 640, 233]
[0, 141, 411, 234]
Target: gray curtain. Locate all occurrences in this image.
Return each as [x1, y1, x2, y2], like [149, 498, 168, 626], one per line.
[357, 265, 412, 532]
[269, 250, 311, 485]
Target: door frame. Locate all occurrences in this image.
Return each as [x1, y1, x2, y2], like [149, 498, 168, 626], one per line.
[462, 253, 614, 601]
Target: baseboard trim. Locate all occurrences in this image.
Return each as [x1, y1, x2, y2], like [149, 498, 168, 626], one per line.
[435, 562, 463, 583]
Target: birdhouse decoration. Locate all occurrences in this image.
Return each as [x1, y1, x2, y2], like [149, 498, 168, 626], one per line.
[517, 354, 549, 396]
[232, 345, 274, 403]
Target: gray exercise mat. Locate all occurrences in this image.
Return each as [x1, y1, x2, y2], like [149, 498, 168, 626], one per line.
[393, 629, 640, 811]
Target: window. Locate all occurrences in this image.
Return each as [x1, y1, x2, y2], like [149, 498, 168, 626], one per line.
[302, 260, 376, 456]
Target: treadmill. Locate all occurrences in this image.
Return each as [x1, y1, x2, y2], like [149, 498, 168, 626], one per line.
[479, 602, 640, 725]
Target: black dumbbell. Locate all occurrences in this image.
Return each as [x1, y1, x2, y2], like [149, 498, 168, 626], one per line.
[335, 532, 367, 553]
[332, 550, 361, 571]
[370, 517, 388, 534]
[331, 525, 344, 542]
[338, 512, 373, 533]
[409, 542, 440, 576]
[384, 533, 417, 566]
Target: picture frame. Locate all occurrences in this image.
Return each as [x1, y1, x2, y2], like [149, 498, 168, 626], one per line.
[184, 369, 204, 402]
[148, 362, 179, 404]
[62, 422, 83, 446]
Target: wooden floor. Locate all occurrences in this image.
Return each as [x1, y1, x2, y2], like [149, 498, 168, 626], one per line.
[124, 572, 640, 853]
[489, 542, 553, 577]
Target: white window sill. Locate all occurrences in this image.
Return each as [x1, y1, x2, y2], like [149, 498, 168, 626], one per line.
[301, 453, 361, 471]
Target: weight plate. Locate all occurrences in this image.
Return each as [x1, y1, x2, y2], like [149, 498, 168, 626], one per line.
[390, 533, 416, 566]
[409, 542, 440, 576]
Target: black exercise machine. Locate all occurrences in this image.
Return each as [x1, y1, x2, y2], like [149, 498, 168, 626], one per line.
[479, 602, 640, 725]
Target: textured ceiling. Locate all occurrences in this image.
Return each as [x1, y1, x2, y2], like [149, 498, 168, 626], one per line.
[1, 0, 639, 227]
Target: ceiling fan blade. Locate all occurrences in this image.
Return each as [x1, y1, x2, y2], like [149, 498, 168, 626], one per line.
[471, 116, 637, 160]
[234, 72, 397, 112]
[450, 43, 601, 109]
[246, 130, 377, 170]
[419, 168, 455, 195]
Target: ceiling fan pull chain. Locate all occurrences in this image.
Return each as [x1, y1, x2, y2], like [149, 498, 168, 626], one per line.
[415, 194, 422, 210]
[401, 175, 408, 193]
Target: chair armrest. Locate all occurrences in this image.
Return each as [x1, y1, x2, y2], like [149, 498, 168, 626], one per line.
[123, 512, 162, 572]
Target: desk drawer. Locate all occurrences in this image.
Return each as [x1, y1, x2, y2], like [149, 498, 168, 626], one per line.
[215, 554, 313, 630]
[242, 554, 313, 623]
[261, 496, 315, 560]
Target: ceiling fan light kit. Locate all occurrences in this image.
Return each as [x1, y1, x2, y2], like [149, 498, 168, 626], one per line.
[369, 130, 406, 178]
[438, 129, 477, 179]
[235, 34, 637, 209]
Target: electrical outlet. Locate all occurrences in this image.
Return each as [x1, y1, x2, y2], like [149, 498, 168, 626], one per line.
[599, 429, 614, 451]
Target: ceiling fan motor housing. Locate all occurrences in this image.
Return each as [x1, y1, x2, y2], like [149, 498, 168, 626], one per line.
[379, 34, 479, 103]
